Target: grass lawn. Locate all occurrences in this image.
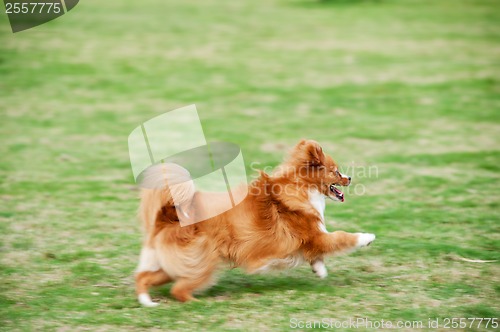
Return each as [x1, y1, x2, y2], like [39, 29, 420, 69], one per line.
[1, 0, 499, 330]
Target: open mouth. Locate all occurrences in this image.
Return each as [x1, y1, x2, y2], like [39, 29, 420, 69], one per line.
[329, 184, 344, 202]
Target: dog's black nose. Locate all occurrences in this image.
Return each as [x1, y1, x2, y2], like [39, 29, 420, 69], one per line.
[348, 176, 351, 181]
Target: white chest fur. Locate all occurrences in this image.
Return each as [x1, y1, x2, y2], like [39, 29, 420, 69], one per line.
[308, 190, 326, 221]
[308, 190, 328, 233]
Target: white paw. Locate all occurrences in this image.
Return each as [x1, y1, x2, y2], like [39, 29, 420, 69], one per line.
[356, 233, 376, 248]
[138, 293, 160, 307]
[312, 261, 328, 279]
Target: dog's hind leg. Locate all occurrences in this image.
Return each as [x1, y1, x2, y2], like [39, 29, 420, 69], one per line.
[136, 269, 172, 307]
[135, 246, 172, 307]
[170, 273, 216, 302]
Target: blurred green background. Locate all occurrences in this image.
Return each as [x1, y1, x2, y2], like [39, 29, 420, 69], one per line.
[1, 0, 499, 330]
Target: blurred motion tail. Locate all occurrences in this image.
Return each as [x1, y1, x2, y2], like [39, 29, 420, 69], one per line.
[138, 163, 195, 242]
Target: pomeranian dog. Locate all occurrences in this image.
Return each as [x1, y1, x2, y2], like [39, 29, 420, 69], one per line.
[135, 139, 375, 306]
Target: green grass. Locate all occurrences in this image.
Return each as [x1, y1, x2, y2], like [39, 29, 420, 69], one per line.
[1, 0, 499, 330]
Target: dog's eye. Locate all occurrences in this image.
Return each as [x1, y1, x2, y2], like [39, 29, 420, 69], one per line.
[336, 170, 340, 176]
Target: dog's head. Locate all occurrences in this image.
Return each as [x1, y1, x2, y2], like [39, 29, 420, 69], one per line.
[288, 139, 351, 202]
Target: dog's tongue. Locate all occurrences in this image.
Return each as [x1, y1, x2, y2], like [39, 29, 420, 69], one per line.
[332, 186, 344, 202]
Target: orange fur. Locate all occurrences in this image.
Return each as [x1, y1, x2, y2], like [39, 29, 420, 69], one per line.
[135, 139, 374, 304]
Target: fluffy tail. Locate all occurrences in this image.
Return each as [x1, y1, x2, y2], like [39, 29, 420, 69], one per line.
[138, 163, 195, 243]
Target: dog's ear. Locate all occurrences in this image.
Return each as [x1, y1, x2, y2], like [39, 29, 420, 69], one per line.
[296, 139, 325, 166]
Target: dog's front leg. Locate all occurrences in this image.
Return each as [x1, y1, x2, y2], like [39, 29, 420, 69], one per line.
[310, 258, 328, 278]
[307, 231, 375, 257]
